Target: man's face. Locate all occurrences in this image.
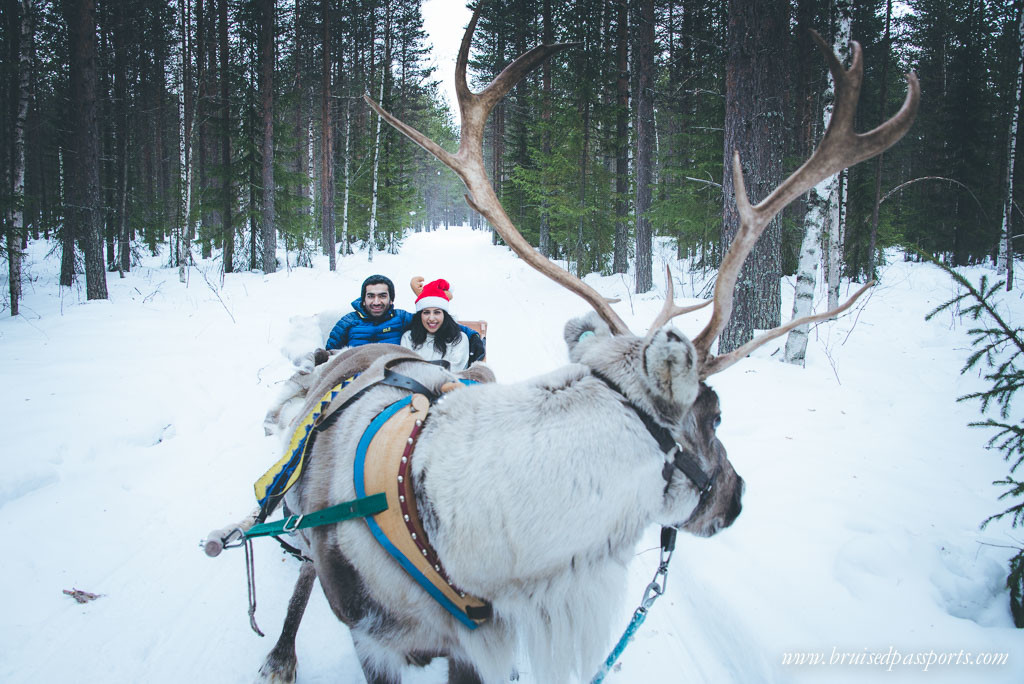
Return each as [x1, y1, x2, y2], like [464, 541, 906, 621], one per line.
[363, 283, 391, 318]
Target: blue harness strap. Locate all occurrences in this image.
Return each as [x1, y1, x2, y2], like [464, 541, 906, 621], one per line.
[354, 391, 486, 630]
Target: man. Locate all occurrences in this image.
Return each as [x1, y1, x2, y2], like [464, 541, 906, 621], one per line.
[326, 275, 485, 362]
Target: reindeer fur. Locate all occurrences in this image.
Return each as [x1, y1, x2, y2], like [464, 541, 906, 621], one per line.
[257, 313, 742, 683]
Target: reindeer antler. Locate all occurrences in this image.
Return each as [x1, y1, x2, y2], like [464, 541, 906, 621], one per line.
[369, 13, 918, 374]
[364, 7, 631, 336]
[646, 265, 712, 338]
[689, 31, 919, 379]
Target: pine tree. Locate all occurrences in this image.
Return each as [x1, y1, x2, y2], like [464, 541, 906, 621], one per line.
[719, 0, 787, 353]
[65, 0, 108, 299]
[926, 258, 1024, 628]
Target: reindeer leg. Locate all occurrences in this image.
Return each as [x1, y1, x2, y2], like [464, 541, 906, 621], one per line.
[255, 561, 316, 684]
[447, 660, 484, 684]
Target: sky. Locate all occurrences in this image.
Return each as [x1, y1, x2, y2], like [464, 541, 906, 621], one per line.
[420, 0, 473, 128]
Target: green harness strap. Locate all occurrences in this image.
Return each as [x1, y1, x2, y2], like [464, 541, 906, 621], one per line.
[244, 492, 388, 539]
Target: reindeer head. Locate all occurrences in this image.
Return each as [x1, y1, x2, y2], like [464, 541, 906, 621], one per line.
[367, 6, 918, 538]
[563, 310, 740, 536]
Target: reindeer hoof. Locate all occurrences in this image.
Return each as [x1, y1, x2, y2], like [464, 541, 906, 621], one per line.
[255, 650, 296, 684]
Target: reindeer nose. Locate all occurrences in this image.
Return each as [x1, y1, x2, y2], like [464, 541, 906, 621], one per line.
[724, 476, 744, 526]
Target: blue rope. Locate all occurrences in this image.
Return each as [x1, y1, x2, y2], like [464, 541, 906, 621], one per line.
[590, 527, 677, 684]
[590, 607, 648, 684]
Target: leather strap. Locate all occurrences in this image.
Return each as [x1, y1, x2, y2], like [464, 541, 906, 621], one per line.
[380, 369, 440, 403]
[590, 370, 713, 494]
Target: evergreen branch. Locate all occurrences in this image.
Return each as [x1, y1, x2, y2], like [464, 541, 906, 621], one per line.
[916, 250, 1024, 359]
[981, 478, 1024, 528]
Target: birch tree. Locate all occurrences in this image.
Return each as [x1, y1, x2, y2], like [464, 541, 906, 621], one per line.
[866, 0, 893, 282]
[8, 0, 33, 315]
[367, 5, 390, 263]
[998, 3, 1024, 291]
[783, 3, 851, 365]
[177, 0, 194, 284]
[825, 4, 851, 310]
[220, 0, 234, 273]
[612, 0, 629, 274]
[341, 95, 353, 259]
[320, 0, 335, 270]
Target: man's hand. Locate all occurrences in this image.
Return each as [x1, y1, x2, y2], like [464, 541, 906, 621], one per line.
[468, 333, 486, 364]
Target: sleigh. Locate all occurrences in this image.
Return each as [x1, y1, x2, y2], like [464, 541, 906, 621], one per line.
[457, 319, 487, 361]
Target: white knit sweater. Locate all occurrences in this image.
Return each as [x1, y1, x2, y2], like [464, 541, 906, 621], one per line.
[400, 330, 470, 370]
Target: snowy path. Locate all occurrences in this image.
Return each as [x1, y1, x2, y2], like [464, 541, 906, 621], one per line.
[1, 226, 1022, 683]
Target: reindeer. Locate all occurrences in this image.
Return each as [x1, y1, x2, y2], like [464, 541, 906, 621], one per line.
[251, 8, 918, 683]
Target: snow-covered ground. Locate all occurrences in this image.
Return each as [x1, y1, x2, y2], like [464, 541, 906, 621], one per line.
[1, 226, 1021, 683]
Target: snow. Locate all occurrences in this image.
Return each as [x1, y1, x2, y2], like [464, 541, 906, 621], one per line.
[1, 226, 1022, 683]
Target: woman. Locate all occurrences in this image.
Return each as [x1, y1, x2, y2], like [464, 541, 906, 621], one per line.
[400, 278, 470, 370]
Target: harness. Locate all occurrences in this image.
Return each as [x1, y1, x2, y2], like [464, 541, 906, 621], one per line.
[245, 362, 491, 632]
[353, 390, 491, 629]
[212, 358, 710, 665]
[589, 370, 716, 500]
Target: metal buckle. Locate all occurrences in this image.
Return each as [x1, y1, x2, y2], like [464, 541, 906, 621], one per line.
[222, 527, 247, 549]
[281, 514, 304, 533]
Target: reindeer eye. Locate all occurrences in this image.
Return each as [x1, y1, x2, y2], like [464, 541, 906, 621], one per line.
[713, 415, 722, 430]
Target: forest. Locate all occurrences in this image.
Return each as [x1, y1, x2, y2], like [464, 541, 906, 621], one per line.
[1, 0, 1021, 347]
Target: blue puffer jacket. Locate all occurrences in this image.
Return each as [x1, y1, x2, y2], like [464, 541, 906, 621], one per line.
[326, 298, 413, 350]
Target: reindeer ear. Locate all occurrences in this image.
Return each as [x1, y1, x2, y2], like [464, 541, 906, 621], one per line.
[410, 276, 424, 297]
[642, 327, 700, 414]
[564, 311, 611, 362]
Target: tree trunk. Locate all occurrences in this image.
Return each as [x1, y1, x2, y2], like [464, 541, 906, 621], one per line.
[998, 2, 1024, 291]
[198, 0, 215, 260]
[577, 97, 590, 276]
[113, 0, 130, 274]
[66, 0, 108, 299]
[178, 0, 194, 284]
[783, 7, 851, 365]
[612, 0, 629, 274]
[718, 0, 787, 353]
[867, 0, 892, 282]
[634, 0, 655, 294]
[341, 95, 352, 259]
[321, 0, 335, 268]
[220, 0, 233, 272]
[829, 168, 847, 308]
[368, 6, 389, 263]
[260, 0, 276, 273]
[538, 0, 552, 257]
[9, 0, 33, 315]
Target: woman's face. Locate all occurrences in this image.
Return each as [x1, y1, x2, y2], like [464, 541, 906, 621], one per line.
[421, 307, 445, 334]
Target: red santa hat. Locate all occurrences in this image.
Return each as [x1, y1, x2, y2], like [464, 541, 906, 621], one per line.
[410, 277, 453, 312]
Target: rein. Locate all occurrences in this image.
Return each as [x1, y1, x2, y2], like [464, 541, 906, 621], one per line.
[590, 527, 677, 684]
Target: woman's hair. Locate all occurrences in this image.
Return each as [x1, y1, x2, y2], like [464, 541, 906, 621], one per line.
[410, 309, 462, 356]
